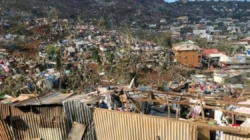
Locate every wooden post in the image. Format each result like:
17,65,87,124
130,99,142,114
167,96,170,118
236,89,245,102
176,97,181,119
122,101,124,111
126,93,129,112
200,98,205,120
232,113,235,124
186,106,194,119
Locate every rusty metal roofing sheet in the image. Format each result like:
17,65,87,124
63,92,104,104
0,120,12,140
12,92,74,106
94,109,193,140
10,114,66,140
0,104,25,119
0,104,10,120
32,106,64,116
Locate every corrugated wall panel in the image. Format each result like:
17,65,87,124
223,126,250,140
0,104,11,119
10,114,66,140
32,106,64,116
11,114,40,140
0,104,26,119
0,120,12,140
63,101,96,140
94,109,192,140
11,106,26,116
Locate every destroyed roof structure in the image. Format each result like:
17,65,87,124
11,92,74,106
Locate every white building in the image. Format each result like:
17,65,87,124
193,30,207,35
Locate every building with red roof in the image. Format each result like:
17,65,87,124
202,49,219,56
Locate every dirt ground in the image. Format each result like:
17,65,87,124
10,50,38,59
19,40,40,50
137,69,174,85
31,26,50,36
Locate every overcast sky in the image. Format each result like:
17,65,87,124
165,0,176,3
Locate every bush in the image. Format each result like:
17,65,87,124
13,26,33,36
0,89,10,98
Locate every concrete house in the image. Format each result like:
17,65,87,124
172,42,202,68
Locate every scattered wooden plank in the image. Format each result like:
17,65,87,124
67,122,86,140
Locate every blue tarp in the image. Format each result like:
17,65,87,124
139,86,152,91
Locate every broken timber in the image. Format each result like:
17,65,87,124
67,122,86,140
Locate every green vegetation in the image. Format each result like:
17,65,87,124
48,8,59,20
45,45,59,61
12,26,33,36
90,47,101,64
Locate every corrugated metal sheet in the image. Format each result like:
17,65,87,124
223,126,250,140
63,100,96,140
0,104,63,118
12,92,74,106
32,106,64,116
39,116,66,140
10,114,66,140
0,104,10,120
12,106,26,116
0,104,26,119
11,114,39,139
0,120,12,140
94,109,192,140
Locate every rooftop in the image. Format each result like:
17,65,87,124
11,92,75,107
202,49,219,56
173,42,201,51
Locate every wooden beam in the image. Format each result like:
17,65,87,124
203,105,250,118
132,98,250,118
130,99,143,114
125,93,129,112
200,98,205,120
130,89,230,98
236,90,246,102
166,96,170,118
190,122,249,136
176,97,181,119
132,92,250,108
131,90,244,102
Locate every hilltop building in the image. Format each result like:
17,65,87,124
172,41,202,68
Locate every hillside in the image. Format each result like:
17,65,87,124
0,0,168,23
1,0,250,25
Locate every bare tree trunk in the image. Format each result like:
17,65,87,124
157,71,162,86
